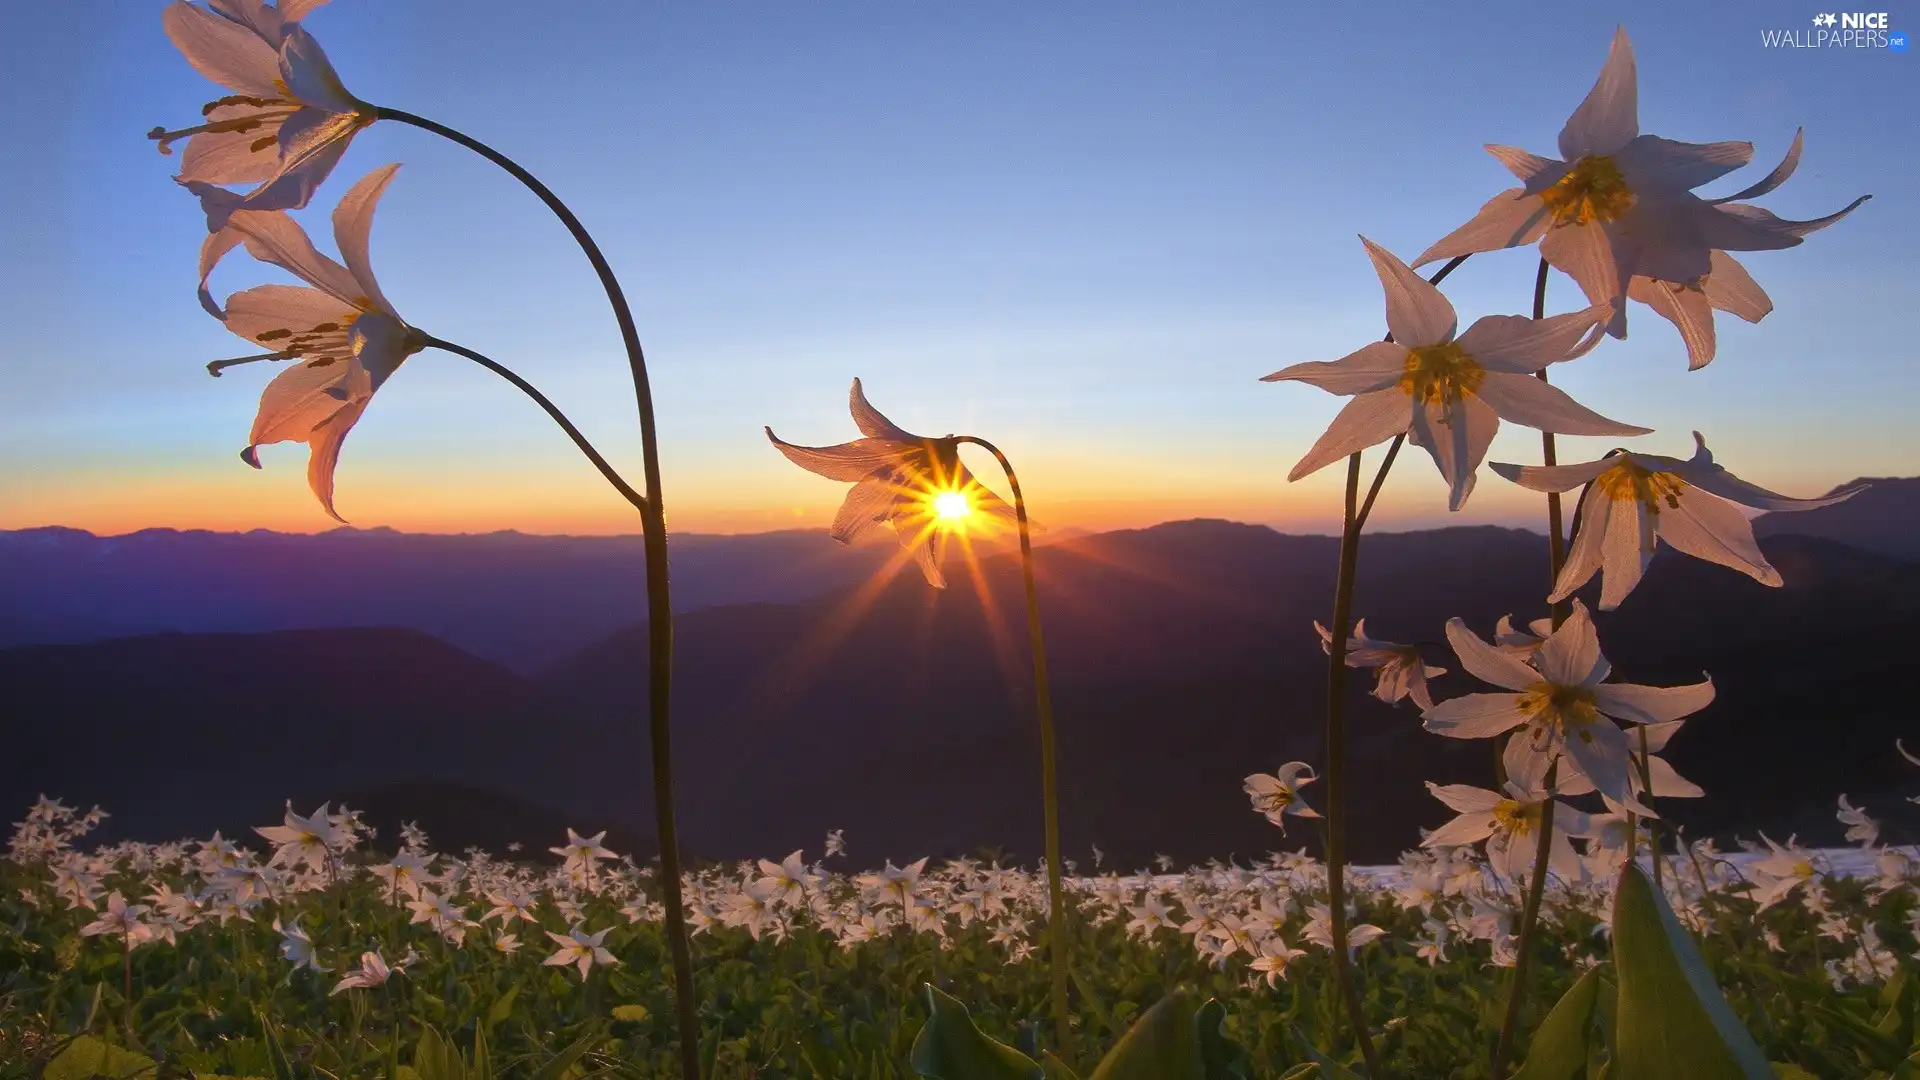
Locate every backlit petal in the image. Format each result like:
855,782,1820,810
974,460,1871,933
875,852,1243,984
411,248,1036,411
1423,692,1528,739
278,24,360,112
1701,252,1771,323
1558,28,1638,160
849,378,920,441
1471,372,1651,437
1425,810,1500,848
1408,395,1499,511
226,208,363,304
1535,601,1605,686
1261,341,1408,394
1613,135,1753,194
765,429,913,483
1593,677,1715,725
331,164,401,318
1706,129,1801,205
1413,189,1549,267
1595,490,1651,610
1361,237,1456,347
163,1,283,97
1489,456,1613,493
1540,220,1627,337
1549,483,1609,604
1443,617,1540,690
1425,782,1503,815
1455,307,1605,374
1657,487,1777,585
1284,388,1409,482
1627,275,1716,370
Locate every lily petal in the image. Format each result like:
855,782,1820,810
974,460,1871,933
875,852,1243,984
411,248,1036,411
1261,341,1408,394
1361,237,1456,347
1593,677,1715,725
1285,388,1409,483
330,164,401,318
1558,27,1638,160
1423,692,1529,739
1444,617,1541,690
1413,188,1549,267
1472,371,1651,437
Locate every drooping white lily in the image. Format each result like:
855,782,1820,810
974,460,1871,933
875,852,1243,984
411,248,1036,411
1263,238,1646,510
254,802,340,874
276,917,324,973
1556,718,1705,811
1627,131,1867,369
1423,781,1591,884
1837,796,1880,848
80,892,155,945
329,948,401,995
1415,29,1869,339
766,379,1017,587
204,164,427,522
151,1,374,245
1423,602,1713,815
1315,618,1447,710
1243,762,1322,835
1491,432,1864,609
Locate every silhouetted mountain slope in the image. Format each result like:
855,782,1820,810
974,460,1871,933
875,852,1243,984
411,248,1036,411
1753,476,1920,559
0,629,621,842
0,527,900,673
5,522,1916,865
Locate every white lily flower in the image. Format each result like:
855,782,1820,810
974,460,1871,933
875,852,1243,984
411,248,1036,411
254,802,340,873
1316,618,1447,709
204,164,429,521
1422,602,1713,815
80,892,154,945
1247,935,1308,987
1423,782,1591,884
1263,238,1645,510
275,916,324,973
543,925,617,980
1491,432,1863,610
1556,719,1705,809
1627,131,1867,369
550,830,617,876
1415,28,1869,339
766,379,1017,588
329,949,400,995
151,1,374,244
1244,763,1322,834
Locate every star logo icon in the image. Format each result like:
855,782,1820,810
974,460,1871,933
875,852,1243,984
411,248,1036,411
1814,12,1839,26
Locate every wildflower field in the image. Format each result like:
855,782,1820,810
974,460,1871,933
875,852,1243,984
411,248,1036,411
5,0,1898,1076
5,797,1920,1079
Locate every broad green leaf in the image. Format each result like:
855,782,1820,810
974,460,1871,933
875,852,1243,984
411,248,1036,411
414,1025,462,1080
483,984,520,1032
1040,1051,1082,1080
1511,967,1603,1080
43,1035,157,1080
1769,1066,1818,1079
1612,863,1772,1079
1278,1067,1319,1080
909,985,1044,1080
1195,999,1252,1080
1817,1003,1906,1068
610,1004,650,1022
1087,990,1207,1080
1291,1027,1366,1080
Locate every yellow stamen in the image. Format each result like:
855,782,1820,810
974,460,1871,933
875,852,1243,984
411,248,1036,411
1596,459,1687,513
1517,681,1601,742
1399,341,1485,405
1493,799,1541,836
1541,156,1635,226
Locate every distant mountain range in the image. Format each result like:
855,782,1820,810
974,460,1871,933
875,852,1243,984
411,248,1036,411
4,477,1916,865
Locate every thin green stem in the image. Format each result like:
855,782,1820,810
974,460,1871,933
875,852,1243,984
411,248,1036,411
954,434,1071,1060
1311,253,1468,1079
423,338,647,514
1637,724,1662,892
1492,256,1563,1080
375,105,700,1080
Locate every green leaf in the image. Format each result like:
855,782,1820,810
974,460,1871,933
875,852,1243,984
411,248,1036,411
1040,1051,1082,1080
908,985,1043,1080
1769,1066,1819,1079
610,1004,650,1022
43,1035,157,1080
1511,967,1603,1080
1195,999,1251,1080
483,984,520,1032
1612,862,1773,1079
1087,990,1209,1080
1817,1002,1906,1068
414,1025,462,1080
529,1024,604,1080
261,1017,296,1080
1291,1026,1366,1080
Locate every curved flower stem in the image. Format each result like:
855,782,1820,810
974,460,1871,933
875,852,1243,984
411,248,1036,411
1315,254,1468,1079
424,337,648,515
1637,725,1662,891
374,106,701,1080
953,434,1072,1060
1491,256,1566,1080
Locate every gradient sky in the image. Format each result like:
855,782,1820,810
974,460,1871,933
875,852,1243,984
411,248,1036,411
1,0,1911,538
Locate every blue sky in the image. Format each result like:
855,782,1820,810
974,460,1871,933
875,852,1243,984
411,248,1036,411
0,0,1911,536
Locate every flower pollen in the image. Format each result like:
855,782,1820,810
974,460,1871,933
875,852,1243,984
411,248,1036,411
1541,155,1634,226
1518,681,1601,741
1399,342,1486,405
1596,459,1687,513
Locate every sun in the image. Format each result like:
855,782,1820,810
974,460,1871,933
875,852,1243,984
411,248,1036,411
931,489,973,524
